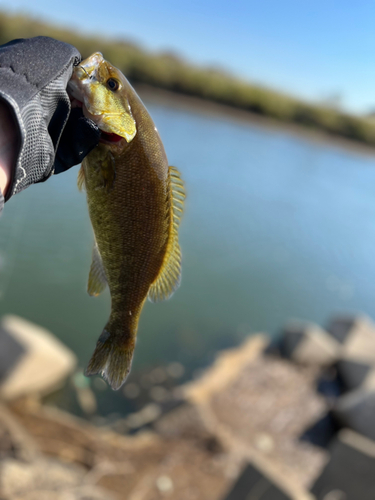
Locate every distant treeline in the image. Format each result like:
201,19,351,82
1,11,375,146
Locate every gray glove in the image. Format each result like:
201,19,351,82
0,36,100,201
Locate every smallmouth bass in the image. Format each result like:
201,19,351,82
68,53,185,390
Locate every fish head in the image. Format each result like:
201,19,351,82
68,52,137,144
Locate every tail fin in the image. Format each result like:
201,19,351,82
84,328,135,390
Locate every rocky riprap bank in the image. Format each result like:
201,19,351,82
0,314,375,499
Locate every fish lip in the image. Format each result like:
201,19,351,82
73,65,88,81
77,53,104,81
67,78,84,102
67,81,84,109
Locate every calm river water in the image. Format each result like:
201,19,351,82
1,94,375,399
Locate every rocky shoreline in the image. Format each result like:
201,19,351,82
0,314,375,499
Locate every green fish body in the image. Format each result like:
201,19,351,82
69,53,185,390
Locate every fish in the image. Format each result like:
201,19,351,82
68,52,185,390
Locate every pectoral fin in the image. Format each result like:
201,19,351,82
77,165,85,191
88,243,107,296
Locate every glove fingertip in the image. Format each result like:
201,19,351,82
54,109,101,174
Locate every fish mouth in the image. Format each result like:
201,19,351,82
70,98,83,109
67,78,85,109
78,53,104,79
75,65,90,81
99,131,124,144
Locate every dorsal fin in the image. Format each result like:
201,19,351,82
77,165,85,191
148,166,185,303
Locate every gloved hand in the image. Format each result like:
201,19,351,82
0,36,100,202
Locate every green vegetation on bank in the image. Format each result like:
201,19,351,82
1,11,375,145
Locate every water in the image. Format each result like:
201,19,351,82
1,95,375,393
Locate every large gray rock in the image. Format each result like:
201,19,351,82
0,315,77,400
0,324,26,381
311,429,375,500
336,358,372,391
280,320,341,366
223,461,312,500
328,315,375,363
333,389,375,441
363,369,375,390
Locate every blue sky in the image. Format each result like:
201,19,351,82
0,0,375,114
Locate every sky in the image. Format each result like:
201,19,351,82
0,0,375,114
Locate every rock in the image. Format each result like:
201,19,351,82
153,401,206,438
187,342,328,488
70,485,119,500
280,320,341,366
329,316,375,392
362,369,375,390
0,458,85,497
332,389,375,441
9,401,98,468
153,401,224,453
254,433,275,453
0,404,39,462
0,456,118,500
301,413,340,448
336,358,373,391
311,429,375,500
327,315,375,363
0,323,26,381
328,315,373,343
9,399,232,500
0,315,77,400
184,334,269,404
222,462,313,500
316,367,342,398
126,403,162,430
12,485,118,500
155,475,174,494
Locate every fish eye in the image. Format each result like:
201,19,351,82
107,78,120,91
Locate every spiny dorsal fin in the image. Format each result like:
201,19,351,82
148,166,185,303
77,165,85,191
88,242,107,296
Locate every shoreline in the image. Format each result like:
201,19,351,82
135,84,375,159
1,10,374,156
